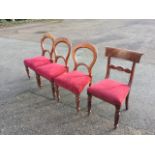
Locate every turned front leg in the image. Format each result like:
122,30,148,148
88,93,92,115
125,93,130,110
51,82,56,99
114,106,121,129
36,73,41,88
25,65,30,79
55,84,60,102
75,94,80,112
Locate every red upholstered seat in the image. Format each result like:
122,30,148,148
88,79,130,106
36,63,67,81
55,71,91,94
24,56,51,70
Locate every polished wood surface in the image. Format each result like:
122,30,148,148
114,106,121,129
36,73,41,88
40,33,55,61
76,94,80,112
25,65,30,79
51,82,56,99
55,85,60,102
72,42,97,77
105,47,143,87
52,37,72,67
105,47,143,63
88,93,92,115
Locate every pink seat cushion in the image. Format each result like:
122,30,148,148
88,79,130,106
24,56,51,70
36,63,67,81
55,71,91,94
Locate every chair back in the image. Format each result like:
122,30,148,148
51,37,72,68
105,47,143,86
72,42,97,77
40,33,55,61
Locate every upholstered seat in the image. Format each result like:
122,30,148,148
24,56,51,70
88,79,130,106
36,63,67,81
55,71,91,94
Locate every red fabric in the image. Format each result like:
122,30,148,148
88,79,130,106
55,71,91,94
24,56,51,70
36,63,67,81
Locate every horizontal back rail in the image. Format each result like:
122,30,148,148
109,64,132,73
105,47,143,63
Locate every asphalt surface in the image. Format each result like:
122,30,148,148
0,19,155,134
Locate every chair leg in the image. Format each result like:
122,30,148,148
89,80,92,87
51,82,56,99
25,65,30,79
75,94,80,112
125,93,130,110
36,73,41,88
55,84,60,102
88,93,92,115
114,106,121,129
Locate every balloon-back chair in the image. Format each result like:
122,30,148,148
35,37,72,99
55,42,97,112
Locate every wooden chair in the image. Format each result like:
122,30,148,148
55,42,97,112
35,37,72,99
87,47,143,129
24,33,55,79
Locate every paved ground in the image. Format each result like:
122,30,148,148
0,19,155,134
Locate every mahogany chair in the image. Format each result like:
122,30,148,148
23,33,55,79
55,42,97,112
35,37,72,99
87,47,143,129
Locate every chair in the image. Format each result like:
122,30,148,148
55,42,97,112
23,33,55,79
35,37,72,99
87,47,143,128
